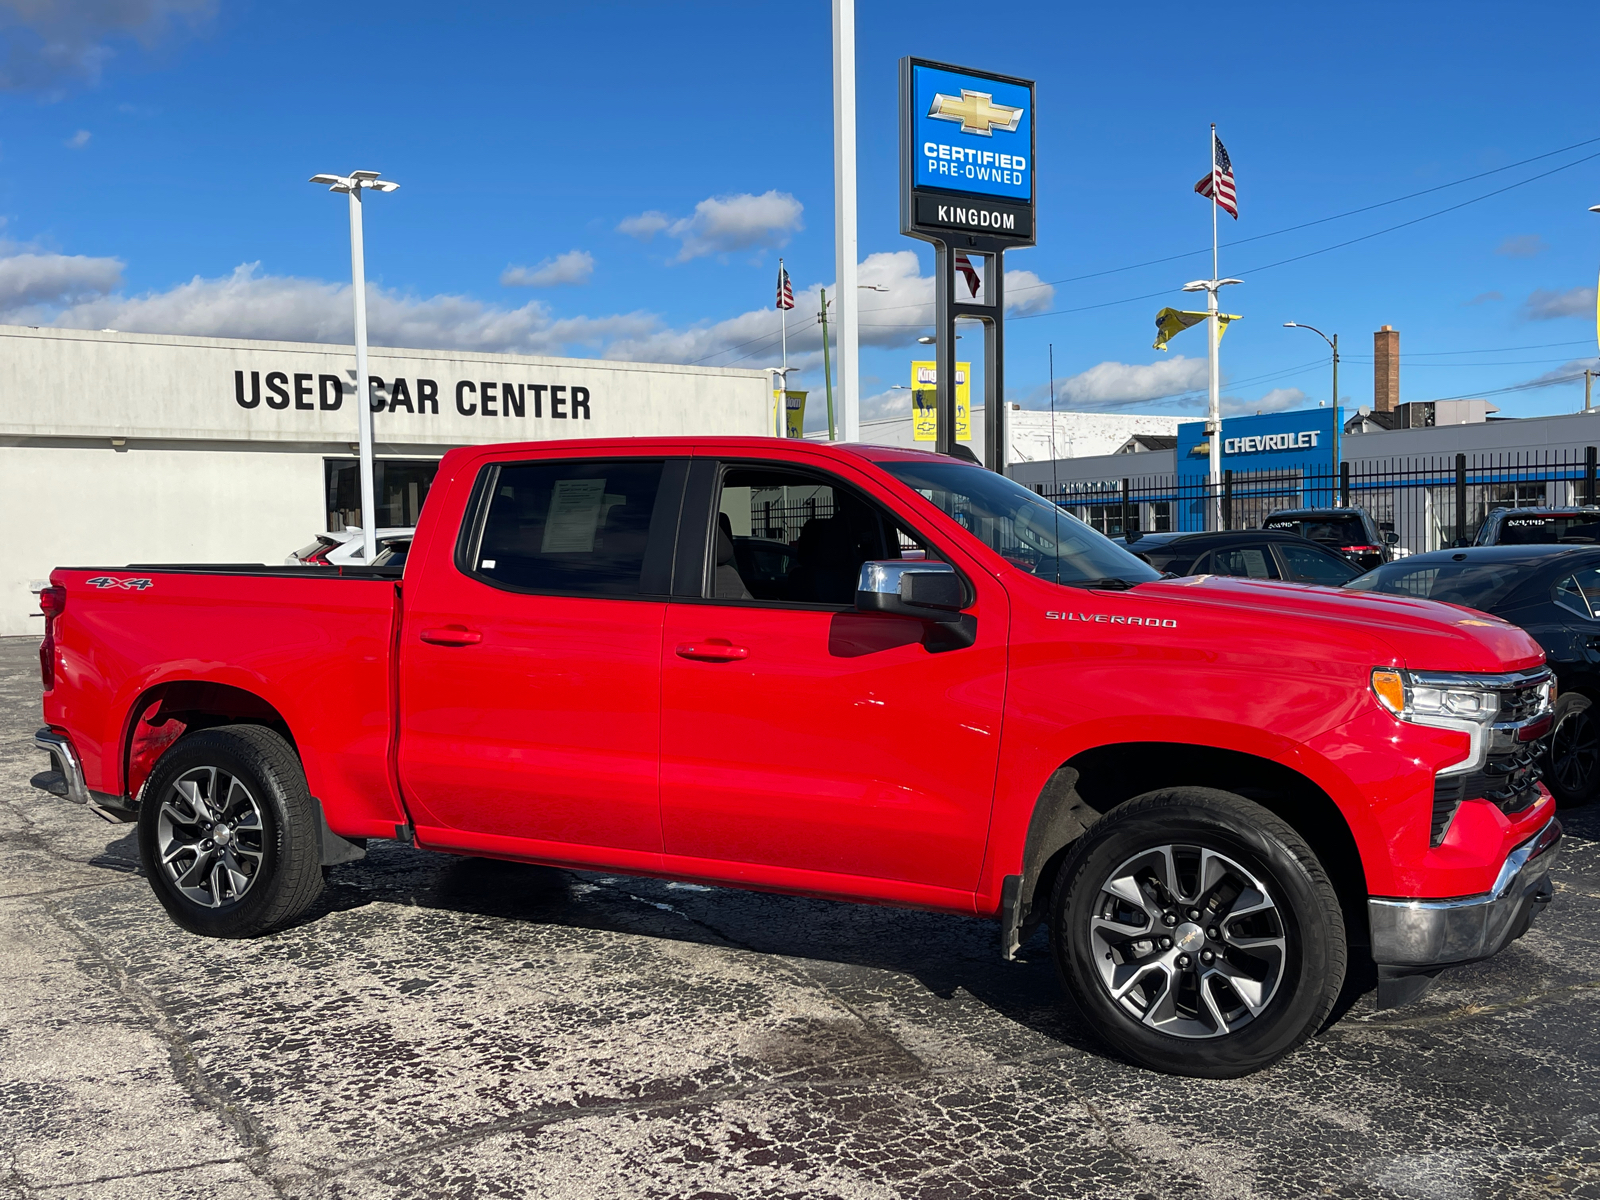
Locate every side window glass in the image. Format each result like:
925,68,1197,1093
1209,546,1279,580
472,458,666,597
1557,572,1597,619
1277,541,1358,585
712,465,924,605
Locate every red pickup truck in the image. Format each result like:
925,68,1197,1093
31,437,1562,1077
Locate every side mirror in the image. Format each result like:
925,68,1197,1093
1382,531,1399,546
855,560,976,650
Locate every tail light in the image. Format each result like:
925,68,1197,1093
38,586,64,690
1339,545,1381,555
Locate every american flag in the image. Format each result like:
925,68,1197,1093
775,261,794,310
954,252,981,298
1194,133,1238,219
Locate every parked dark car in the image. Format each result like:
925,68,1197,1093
1346,544,1600,805
1473,506,1600,546
1113,529,1362,585
1262,507,1398,571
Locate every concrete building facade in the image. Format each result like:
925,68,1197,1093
1,326,768,637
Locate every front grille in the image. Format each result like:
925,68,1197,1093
1430,738,1547,846
1497,682,1548,725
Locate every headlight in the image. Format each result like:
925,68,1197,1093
1371,668,1501,725
1370,667,1554,776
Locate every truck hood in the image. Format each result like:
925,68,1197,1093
1130,575,1544,674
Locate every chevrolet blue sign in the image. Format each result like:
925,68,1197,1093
1171,407,1343,531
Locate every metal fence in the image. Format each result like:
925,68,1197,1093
1035,447,1600,555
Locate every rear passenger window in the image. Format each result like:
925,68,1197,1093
471,459,666,596
1556,571,1600,619
1205,547,1279,579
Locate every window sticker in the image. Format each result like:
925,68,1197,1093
541,478,607,553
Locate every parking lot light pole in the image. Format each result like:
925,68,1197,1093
1284,321,1340,487
309,170,400,564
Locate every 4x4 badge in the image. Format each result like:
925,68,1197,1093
85,576,154,591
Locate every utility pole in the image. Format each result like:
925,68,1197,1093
818,288,836,440
1586,369,1595,413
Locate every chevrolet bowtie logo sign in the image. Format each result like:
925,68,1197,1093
928,89,1022,136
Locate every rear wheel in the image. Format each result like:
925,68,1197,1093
137,725,324,937
1051,787,1345,1078
1546,693,1600,807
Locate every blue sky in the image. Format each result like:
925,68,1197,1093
3,0,1600,433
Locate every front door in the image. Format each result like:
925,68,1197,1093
399,455,683,861
658,459,1007,895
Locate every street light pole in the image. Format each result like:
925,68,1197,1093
1284,321,1340,486
309,170,399,564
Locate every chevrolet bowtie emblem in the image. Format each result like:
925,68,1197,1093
928,89,1022,136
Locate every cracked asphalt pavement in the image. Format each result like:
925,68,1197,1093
3,636,1600,1199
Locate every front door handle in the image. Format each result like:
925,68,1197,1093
676,639,749,662
420,626,482,646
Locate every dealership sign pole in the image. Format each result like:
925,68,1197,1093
834,0,860,441
900,58,1035,471
309,170,399,563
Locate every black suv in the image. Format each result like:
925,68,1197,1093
1473,507,1600,547
1262,507,1397,572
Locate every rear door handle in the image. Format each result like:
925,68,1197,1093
675,640,749,662
420,626,482,646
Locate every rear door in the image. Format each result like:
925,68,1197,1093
398,455,684,861
656,457,1007,896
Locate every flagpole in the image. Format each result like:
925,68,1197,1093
1207,123,1222,531
779,258,789,437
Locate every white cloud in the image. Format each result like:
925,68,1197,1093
500,249,593,288
1496,234,1546,258
617,211,669,240
601,250,1054,366
1223,387,1307,416
0,246,1046,370
1524,286,1594,320
620,192,805,262
0,249,123,307
1516,357,1600,391
1043,356,1209,411
0,0,214,93
667,191,803,261
1464,290,1502,306
65,128,89,148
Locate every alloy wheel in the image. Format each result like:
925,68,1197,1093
1550,707,1600,796
155,765,267,908
1089,844,1287,1039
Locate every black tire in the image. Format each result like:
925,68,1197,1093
1545,693,1600,808
137,725,324,937
1050,787,1346,1078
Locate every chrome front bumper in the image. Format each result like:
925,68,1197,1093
1370,816,1562,972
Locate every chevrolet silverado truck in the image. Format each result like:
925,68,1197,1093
31,437,1562,1077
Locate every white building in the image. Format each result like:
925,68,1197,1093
829,408,1189,464
0,326,768,637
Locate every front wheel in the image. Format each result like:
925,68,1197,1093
137,725,324,937
1545,693,1600,807
1050,787,1346,1078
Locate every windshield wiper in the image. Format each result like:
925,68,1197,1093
1059,576,1143,590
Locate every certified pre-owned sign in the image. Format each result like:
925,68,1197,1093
901,58,1036,248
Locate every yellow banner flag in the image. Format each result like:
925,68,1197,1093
1153,307,1240,352
910,361,971,442
782,390,807,439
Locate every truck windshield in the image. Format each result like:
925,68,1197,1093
1343,559,1527,611
878,460,1160,587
